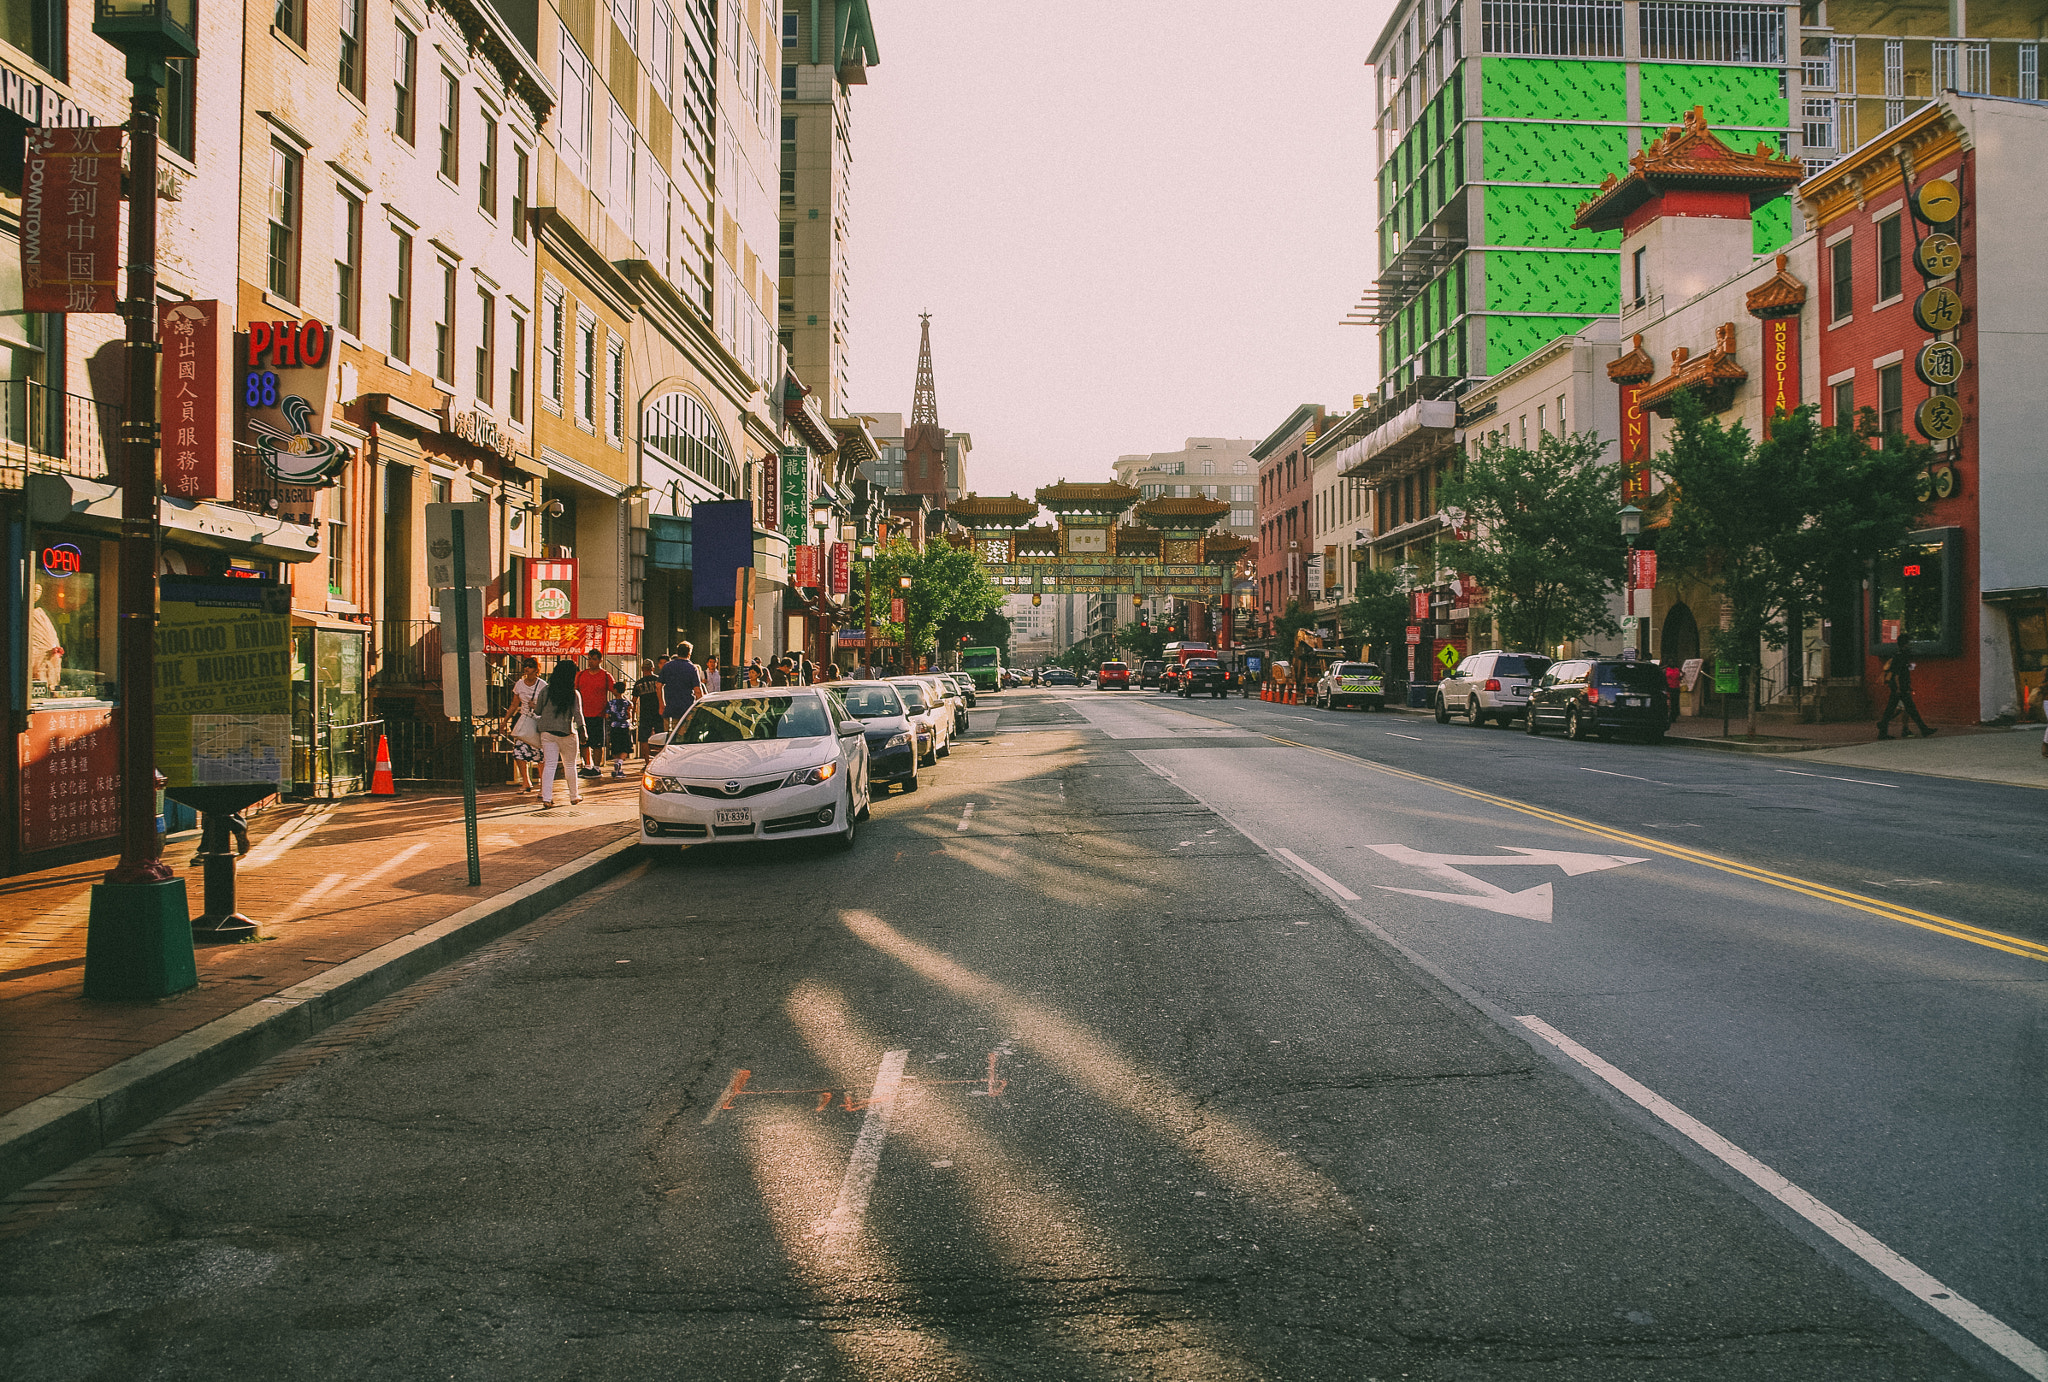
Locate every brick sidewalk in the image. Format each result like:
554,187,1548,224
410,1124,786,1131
0,773,641,1120
1666,709,2010,747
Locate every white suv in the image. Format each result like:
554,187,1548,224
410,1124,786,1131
1434,650,1553,726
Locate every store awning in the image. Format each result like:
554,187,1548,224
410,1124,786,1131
26,472,322,563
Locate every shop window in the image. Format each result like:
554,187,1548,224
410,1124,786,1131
1,0,65,77
28,533,108,702
1871,528,1961,656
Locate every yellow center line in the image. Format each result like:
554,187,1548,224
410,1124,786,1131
1260,735,2048,965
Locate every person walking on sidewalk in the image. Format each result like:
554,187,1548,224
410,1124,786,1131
1664,662,1683,724
575,650,613,776
633,659,664,756
534,659,585,808
605,681,635,778
506,657,544,793
1877,652,1934,739
660,641,703,729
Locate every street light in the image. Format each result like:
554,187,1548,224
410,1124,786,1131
1618,503,1643,541
1619,503,1644,658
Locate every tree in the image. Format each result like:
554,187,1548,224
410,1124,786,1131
1339,564,1411,668
1272,599,1320,651
852,538,1003,665
1656,392,1928,733
1115,621,1167,662
1436,430,1626,653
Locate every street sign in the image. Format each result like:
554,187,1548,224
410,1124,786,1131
436,587,484,654
1406,625,1422,645
425,502,492,587
1435,642,1460,672
441,652,488,720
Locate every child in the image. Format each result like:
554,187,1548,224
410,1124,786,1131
605,681,636,779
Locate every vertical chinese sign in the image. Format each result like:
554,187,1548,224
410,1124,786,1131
793,543,821,589
21,127,122,315
829,542,850,596
159,301,232,499
780,445,809,544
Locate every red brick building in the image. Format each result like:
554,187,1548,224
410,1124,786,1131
1251,404,1327,637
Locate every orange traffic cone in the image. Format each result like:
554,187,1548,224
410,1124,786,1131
370,734,397,796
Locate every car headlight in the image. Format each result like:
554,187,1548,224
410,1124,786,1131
784,761,839,788
882,732,910,749
643,774,684,794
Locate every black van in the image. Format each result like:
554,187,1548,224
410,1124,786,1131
1139,659,1166,689
1524,659,1669,742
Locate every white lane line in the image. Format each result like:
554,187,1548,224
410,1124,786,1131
1579,766,1681,786
1273,848,1361,901
815,1048,910,1239
956,802,975,831
1386,732,1424,741
240,802,337,869
1517,1016,2048,1382
1778,768,1900,789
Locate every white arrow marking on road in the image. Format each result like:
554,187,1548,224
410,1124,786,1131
1366,844,1648,923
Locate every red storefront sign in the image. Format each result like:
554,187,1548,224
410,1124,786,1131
828,542,850,595
1620,382,1650,502
1631,550,1659,590
524,558,577,619
890,597,905,622
485,617,609,657
20,705,118,853
1760,314,1799,437
793,543,821,589
21,127,121,314
1411,590,1430,621
1405,625,1422,645
159,300,232,499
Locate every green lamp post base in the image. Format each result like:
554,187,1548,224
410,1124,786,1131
84,880,197,1001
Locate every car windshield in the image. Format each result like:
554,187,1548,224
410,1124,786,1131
1337,664,1378,676
1593,662,1667,691
834,686,903,719
674,694,830,743
1494,655,1551,678
889,682,929,712
1102,663,1126,671
961,651,998,669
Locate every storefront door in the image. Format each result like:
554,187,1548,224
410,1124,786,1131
292,625,369,795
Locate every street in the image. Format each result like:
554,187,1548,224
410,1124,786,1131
2,688,2040,1380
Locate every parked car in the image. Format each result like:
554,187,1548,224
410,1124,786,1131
1158,663,1184,693
1138,659,1165,689
1314,662,1387,711
1041,668,1077,686
640,689,869,850
921,674,966,748
1179,658,1226,697
1435,651,1553,726
827,681,922,793
942,672,977,708
886,677,947,765
1524,658,1669,742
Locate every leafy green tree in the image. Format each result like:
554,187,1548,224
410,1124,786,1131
853,538,1002,665
1339,564,1412,668
1271,599,1320,651
1436,430,1626,653
1115,621,1168,662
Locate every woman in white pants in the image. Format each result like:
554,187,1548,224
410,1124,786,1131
533,659,585,808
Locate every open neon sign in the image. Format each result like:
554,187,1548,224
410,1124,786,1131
40,542,82,577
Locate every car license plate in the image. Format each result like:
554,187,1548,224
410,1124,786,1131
1512,686,1528,696
715,809,752,827
1624,696,1645,707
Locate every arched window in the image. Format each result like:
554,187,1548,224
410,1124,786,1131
642,391,737,497
1233,460,1248,474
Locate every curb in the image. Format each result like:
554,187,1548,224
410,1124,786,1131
0,833,644,1199
1666,735,1832,755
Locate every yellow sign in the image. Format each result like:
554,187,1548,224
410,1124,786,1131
1916,341,1964,388
1913,178,1961,225
1915,394,1963,442
1436,642,1461,671
154,577,293,789
1913,286,1964,333
1916,231,1961,279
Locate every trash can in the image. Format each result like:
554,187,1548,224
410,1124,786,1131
1406,682,1433,709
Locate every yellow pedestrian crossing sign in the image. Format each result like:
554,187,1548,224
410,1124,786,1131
1435,643,1461,672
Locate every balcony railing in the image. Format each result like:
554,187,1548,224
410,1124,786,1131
0,379,119,490
377,619,444,686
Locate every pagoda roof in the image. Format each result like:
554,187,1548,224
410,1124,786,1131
1114,523,1163,544
1744,252,1809,319
1607,333,1657,384
1135,495,1230,528
1573,107,1805,233
1014,525,1063,551
1638,322,1748,415
1203,534,1251,560
1035,480,1140,507
947,492,1040,524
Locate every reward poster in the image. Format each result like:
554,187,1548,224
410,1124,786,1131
155,577,293,789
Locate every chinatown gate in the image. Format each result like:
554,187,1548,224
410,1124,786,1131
947,483,1250,645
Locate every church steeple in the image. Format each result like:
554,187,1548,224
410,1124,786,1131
910,312,938,427
904,312,947,501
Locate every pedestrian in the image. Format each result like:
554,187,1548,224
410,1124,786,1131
796,650,813,685
533,659,584,808
1876,651,1934,739
605,680,635,778
633,659,664,755
749,656,765,687
1663,662,1682,723
769,656,792,687
660,641,703,728
506,656,544,792
574,649,612,775
706,659,723,693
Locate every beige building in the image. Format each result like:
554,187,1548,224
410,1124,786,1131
1112,437,1258,543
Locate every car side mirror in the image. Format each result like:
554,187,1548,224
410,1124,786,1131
838,720,864,737
645,732,669,748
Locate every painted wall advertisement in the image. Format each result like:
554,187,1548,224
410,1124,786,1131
21,126,121,314
154,577,292,790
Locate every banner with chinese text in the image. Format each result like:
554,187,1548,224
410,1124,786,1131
829,542,850,595
793,543,820,589
22,127,121,314
20,705,118,853
159,300,232,499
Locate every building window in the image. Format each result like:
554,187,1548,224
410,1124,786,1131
327,471,350,598
560,30,593,181
1481,0,1623,57
781,63,795,98
267,142,302,301
605,334,625,443
393,24,417,143
782,11,796,45
388,226,412,361
607,98,633,219
334,189,362,335
511,147,529,242
161,57,195,161
438,69,461,181
338,0,365,97
540,283,564,410
611,0,635,47
1637,1,1783,63
1830,238,1852,321
475,286,494,405
652,2,675,104
1877,363,1903,439
1876,214,1902,302
1631,246,1647,306
575,310,597,427
509,313,526,424
1832,376,1855,429
274,0,305,46
434,261,456,382
1,0,65,77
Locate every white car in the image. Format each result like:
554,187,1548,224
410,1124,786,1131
887,677,948,763
640,688,870,850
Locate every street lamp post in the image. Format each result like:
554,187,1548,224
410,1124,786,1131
898,573,912,670
1619,503,1643,659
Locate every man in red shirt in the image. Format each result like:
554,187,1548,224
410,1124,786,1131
574,649,613,776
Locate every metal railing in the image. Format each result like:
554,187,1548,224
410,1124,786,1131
309,716,382,799
0,379,119,489
377,619,445,686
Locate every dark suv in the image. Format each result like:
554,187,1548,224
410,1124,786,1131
1525,658,1669,742
1139,659,1165,689
1179,659,1226,697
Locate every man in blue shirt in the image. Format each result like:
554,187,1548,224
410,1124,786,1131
659,641,702,727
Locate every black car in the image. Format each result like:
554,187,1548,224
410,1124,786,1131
1139,659,1165,689
1524,658,1669,742
1179,659,1226,697
1041,668,1078,686
828,681,922,792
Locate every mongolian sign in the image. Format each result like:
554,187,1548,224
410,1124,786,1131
159,300,233,500
21,127,121,313
1759,314,1798,437
154,577,292,790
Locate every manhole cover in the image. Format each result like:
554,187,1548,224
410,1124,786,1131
538,809,588,818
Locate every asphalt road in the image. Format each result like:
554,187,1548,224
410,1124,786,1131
0,690,2035,1380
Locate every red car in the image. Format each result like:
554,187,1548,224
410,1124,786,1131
1098,661,1131,690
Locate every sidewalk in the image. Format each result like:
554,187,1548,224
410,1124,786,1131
1666,710,2048,787
0,771,643,1135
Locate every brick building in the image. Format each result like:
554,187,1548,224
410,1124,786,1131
1250,404,1328,639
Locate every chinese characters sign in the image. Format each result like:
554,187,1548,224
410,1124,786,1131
20,705,118,853
159,301,231,499
155,578,293,790
780,446,809,543
21,127,121,314
1629,550,1658,591
1620,383,1650,501
793,543,821,589
829,542,850,595
484,618,630,657
1760,316,1798,438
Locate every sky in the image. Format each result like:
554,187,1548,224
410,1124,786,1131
843,0,1396,499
